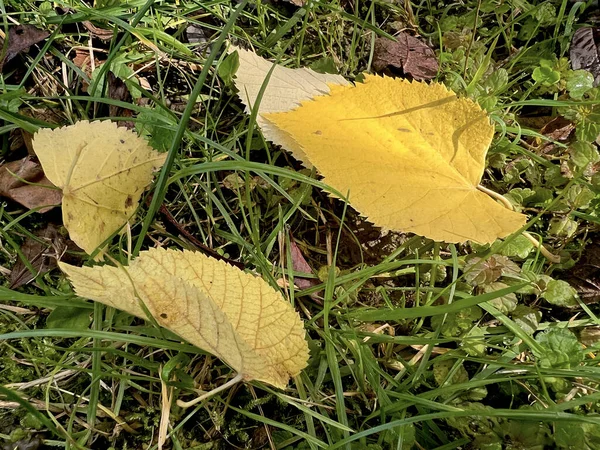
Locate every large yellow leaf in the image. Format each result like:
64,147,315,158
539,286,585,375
235,58,526,243
33,121,166,254
59,248,308,389
233,46,349,167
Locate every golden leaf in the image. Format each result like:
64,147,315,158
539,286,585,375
59,248,308,388
234,51,526,243
33,121,166,254
233,46,349,167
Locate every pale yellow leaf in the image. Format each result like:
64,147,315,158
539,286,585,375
258,74,526,244
33,121,166,254
232,46,349,166
59,248,308,389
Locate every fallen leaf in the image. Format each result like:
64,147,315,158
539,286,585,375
186,24,210,46
10,224,66,289
540,116,575,142
0,156,61,212
570,27,600,86
72,48,96,75
288,238,318,292
233,46,349,167
537,116,575,156
59,247,308,388
72,48,103,90
372,34,439,80
258,74,526,243
32,121,166,254
0,24,50,71
107,71,135,127
82,21,115,41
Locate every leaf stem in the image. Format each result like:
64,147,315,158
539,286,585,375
477,184,514,210
522,231,561,264
477,184,561,263
176,373,243,409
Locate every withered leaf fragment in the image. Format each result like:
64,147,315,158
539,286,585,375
570,27,600,86
10,224,66,289
537,116,575,156
82,21,115,41
288,238,318,293
107,71,134,128
0,156,61,212
372,33,439,80
0,24,50,71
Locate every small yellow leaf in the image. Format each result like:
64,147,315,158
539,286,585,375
250,72,526,243
59,248,308,388
233,46,349,167
33,121,166,254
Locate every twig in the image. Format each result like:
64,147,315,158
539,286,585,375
148,194,244,269
176,373,244,409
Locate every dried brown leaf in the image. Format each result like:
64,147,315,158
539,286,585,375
0,25,50,71
570,27,600,86
82,21,115,41
540,117,575,141
107,71,134,127
288,239,317,292
538,116,575,156
372,33,439,80
72,48,101,79
0,156,61,212
10,224,66,289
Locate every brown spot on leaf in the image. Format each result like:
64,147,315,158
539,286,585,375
397,128,411,132
314,130,322,135
125,195,134,208
160,313,168,319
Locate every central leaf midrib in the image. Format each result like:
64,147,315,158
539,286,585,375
65,156,165,193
